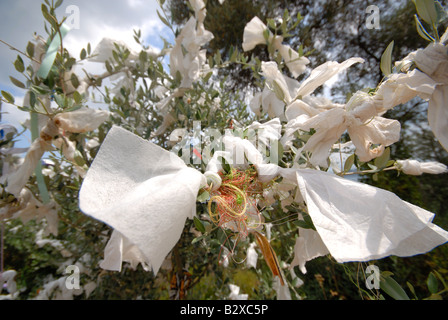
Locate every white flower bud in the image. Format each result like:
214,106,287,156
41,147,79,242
397,159,448,175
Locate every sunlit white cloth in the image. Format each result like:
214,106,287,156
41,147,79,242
79,125,205,274
281,168,448,272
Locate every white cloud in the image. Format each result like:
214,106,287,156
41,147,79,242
62,0,173,58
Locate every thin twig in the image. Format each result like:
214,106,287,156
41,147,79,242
0,39,40,64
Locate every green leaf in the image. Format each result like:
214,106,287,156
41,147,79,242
41,3,50,19
285,205,299,213
112,50,120,63
73,91,82,104
267,18,276,30
156,10,171,28
53,93,66,108
294,219,312,230
263,28,270,42
380,274,410,300
191,234,206,244
406,282,418,299
70,73,80,89
17,106,32,112
30,112,50,204
9,76,26,89
374,147,390,169
218,156,231,174
272,80,285,102
427,272,439,294
381,271,394,278
138,50,148,65
80,48,87,60
62,105,82,113
214,50,222,66
29,91,37,109
41,3,58,29
73,149,86,166
203,71,213,83
14,55,25,73
433,270,447,289
31,85,51,96
105,60,114,74
197,190,210,203
268,140,283,165
344,154,355,172
413,0,438,25
193,216,206,233
65,57,77,70
55,0,63,9
26,41,35,58
414,15,435,41
1,90,15,104
302,213,316,230
229,47,238,63
217,228,228,245
380,41,394,77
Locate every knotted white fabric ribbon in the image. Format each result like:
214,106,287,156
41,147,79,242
412,43,448,152
397,159,448,175
79,125,205,274
242,16,310,78
253,57,364,120
279,168,448,273
283,106,401,168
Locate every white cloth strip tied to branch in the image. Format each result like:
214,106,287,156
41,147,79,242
252,57,364,120
413,42,448,152
79,125,205,274
396,159,448,175
390,37,448,152
283,168,448,273
5,107,110,198
5,121,57,198
5,189,59,236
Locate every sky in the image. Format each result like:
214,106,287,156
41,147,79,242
0,0,173,141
